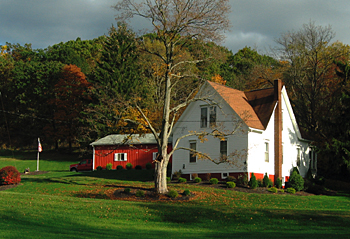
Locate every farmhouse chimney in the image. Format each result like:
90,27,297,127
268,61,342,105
274,79,283,183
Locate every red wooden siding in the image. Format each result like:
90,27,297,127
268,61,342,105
94,144,172,170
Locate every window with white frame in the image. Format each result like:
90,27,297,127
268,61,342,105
189,141,197,163
265,142,269,162
220,140,227,158
153,152,158,161
114,153,127,161
296,147,301,167
309,149,316,170
200,106,216,128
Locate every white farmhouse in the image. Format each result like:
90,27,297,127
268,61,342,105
172,80,317,184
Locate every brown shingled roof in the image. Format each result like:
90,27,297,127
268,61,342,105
207,81,277,130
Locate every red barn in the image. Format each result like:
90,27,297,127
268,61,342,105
91,134,172,170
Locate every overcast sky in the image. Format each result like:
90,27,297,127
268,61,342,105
1,0,350,54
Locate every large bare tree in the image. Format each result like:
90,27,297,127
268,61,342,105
113,0,231,193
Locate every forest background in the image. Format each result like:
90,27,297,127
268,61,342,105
1,21,350,181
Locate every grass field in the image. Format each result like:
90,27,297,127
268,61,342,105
1,151,350,238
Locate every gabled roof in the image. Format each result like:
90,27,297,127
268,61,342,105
207,81,277,130
91,133,159,146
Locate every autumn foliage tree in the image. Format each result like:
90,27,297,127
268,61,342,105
45,64,90,150
113,0,231,193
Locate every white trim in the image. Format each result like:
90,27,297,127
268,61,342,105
114,153,127,161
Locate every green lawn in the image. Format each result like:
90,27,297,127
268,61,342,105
1,152,350,238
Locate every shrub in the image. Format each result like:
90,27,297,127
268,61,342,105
209,178,219,185
279,189,285,193
126,163,133,170
257,179,263,187
191,173,198,179
166,177,171,182
275,177,282,189
106,163,113,170
292,167,300,175
268,187,278,193
0,166,21,185
168,190,179,198
248,173,258,189
183,189,191,196
263,173,273,188
226,176,236,182
145,163,152,170
96,166,103,171
286,188,296,194
194,177,202,183
172,170,182,180
237,173,248,186
135,190,145,197
116,165,123,170
178,177,187,183
135,165,142,170
226,181,236,188
124,188,131,194
289,171,304,191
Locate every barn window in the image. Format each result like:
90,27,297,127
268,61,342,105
114,153,127,161
153,152,158,161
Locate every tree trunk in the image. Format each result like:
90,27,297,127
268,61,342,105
154,159,168,194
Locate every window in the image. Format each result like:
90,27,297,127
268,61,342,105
209,106,216,127
265,142,269,162
220,140,227,158
309,149,316,170
153,152,158,161
114,153,127,161
200,106,216,128
296,148,301,167
222,172,228,179
200,107,208,128
189,141,197,163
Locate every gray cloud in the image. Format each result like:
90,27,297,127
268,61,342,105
1,0,350,53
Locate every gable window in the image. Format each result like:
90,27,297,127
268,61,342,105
114,153,127,161
296,148,301,167
265,142,269,162
189,141,197,163
200,106,216,128
220,140,228,158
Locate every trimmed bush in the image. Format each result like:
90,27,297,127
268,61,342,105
275,177,282,189
135,190,145,197
194,177,202,183
237,173,248,186
209,178,219,185
191,173,198,179
124,188,131,194
96,166,103,171
145,163,152,170
135,165,142,170
226,181,236,188
172,170,182,180
263,173,273,188
268,187,278,193
116,165,123,170
226,176,236,182
248,173,258,189
166,177,171,182
0,166,21,185
289,171,304,191
286,188,296,194
178,177,187,183
168,190,179,198
106,163,113,170
183,189,191,196
126,163,133,170
279,189,285,193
